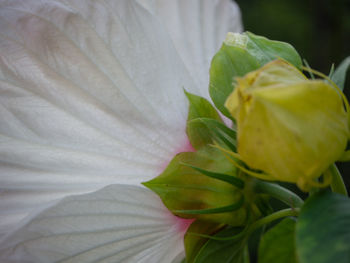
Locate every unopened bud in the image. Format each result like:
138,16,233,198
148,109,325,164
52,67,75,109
225,59,349,191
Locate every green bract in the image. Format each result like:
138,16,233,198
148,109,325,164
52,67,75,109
225,59,349,191
185,91,223,150
209,32,302,118
143,146,247,226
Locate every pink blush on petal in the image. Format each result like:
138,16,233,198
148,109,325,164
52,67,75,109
177,139,195,153
157,139,195,173
172,215,195,235
157,189,195,235
154,138,196,233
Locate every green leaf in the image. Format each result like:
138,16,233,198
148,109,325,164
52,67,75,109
246,32,302,68
209,32,302,118
143,146,246,226
193,227,248,263
296,191,350,263
184,221,224,263
331,56,350,90
185,91,222,121
258,218,298,263
185,91,222,149
209,43,259,118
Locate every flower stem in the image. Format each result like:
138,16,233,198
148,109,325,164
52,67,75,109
186,208,299,241
327,163,348,196
246,208,300,236
253,180,304,208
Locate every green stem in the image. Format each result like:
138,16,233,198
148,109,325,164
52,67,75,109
247,208,300,236
254,180,304,208
327,163,348,196
186,208,299,241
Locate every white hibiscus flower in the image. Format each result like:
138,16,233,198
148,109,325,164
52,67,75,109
0,0,242,262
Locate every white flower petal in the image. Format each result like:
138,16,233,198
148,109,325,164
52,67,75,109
142,0,243,90
0,0,242,237
0,184,193,263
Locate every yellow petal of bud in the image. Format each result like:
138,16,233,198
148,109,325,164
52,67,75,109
225,59,349,191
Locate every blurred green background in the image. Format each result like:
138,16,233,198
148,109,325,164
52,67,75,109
235,0,350,188
236,0,349,75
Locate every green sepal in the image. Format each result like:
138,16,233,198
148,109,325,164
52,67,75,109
143,146,247,226
296,191,350,263
188,118,237,151
258,218,298,263
193,226,249,263
185,91,223,149
330,56,350,91
184,221,225,263
209,31,302,118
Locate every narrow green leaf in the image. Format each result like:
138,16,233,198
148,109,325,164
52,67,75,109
182,163,244,189
331,56,350,90
327,163,348,196
303,59,315,79
258,218,298,263
210,128,236,152
185,91,222,149
200,118,237,139
296,191,350,263
193,227,248,263
189,118,237,151
328,63,335,78
209,32,302,118
174,195,244,215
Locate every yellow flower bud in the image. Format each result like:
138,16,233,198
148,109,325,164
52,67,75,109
225,59,349,191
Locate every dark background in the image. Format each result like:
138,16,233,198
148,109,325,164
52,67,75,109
235,0,350,189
